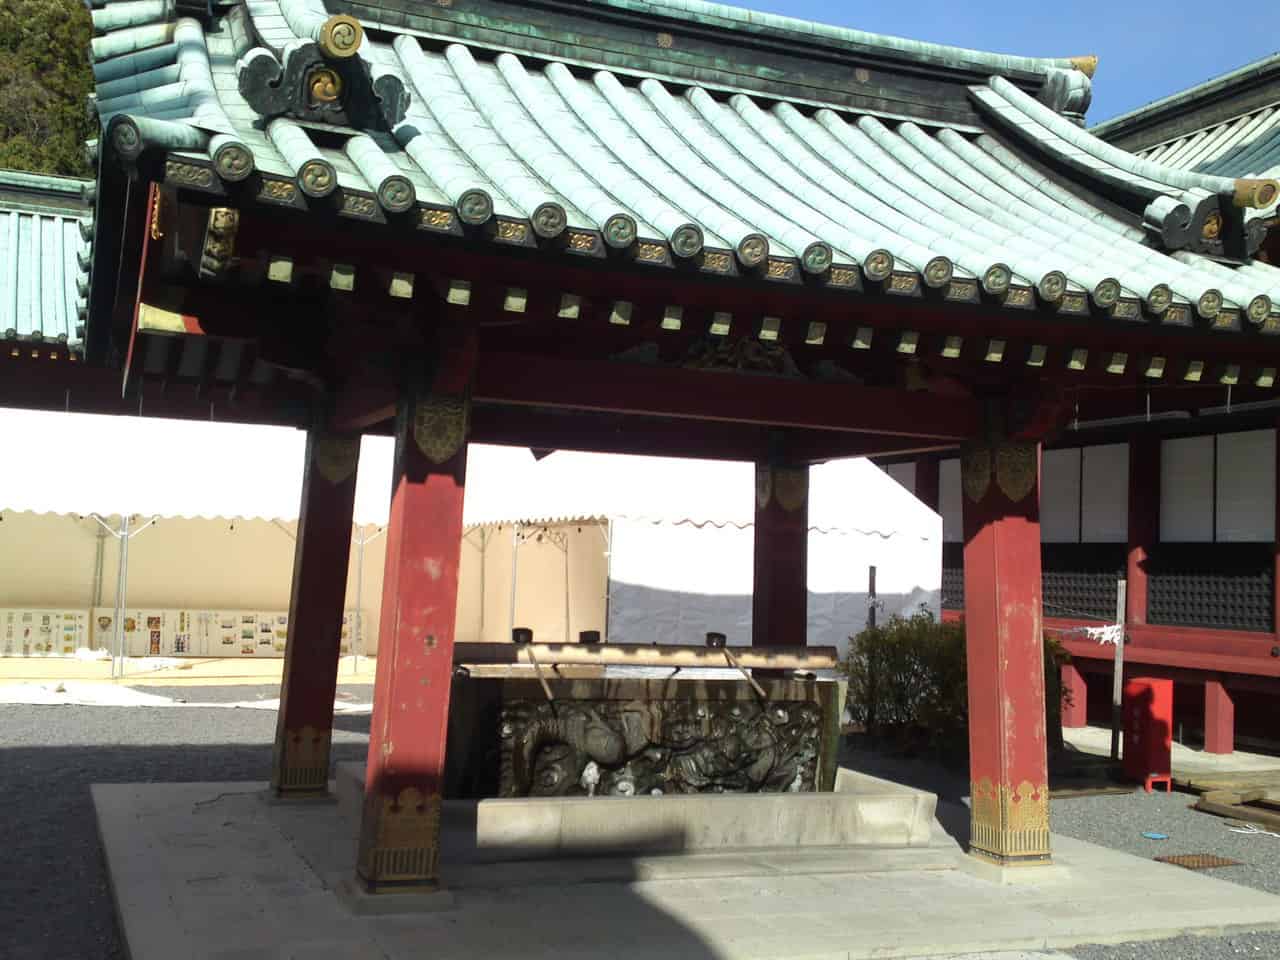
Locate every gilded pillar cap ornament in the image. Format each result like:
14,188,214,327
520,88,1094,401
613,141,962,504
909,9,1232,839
736,233,769,268
1196,288,1223,319
317,14,363,59
531,201,568,239
1037,270,1066,303
456,188,493,225
800,241,833,275
981,263,1012,295
603,212,637,249
862,249,893,282
1145,283,1172,314
670,222,704,258
1248,295,1274,325
1090,277,1121,309
921,255,952,288
1234,179,1280,209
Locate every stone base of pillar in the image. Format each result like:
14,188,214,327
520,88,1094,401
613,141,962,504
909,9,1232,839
336,876,456,914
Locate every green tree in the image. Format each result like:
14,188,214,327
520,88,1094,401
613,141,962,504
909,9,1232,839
0,0,94,175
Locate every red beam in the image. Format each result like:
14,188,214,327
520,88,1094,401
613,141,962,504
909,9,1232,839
1048,618,1280,679
473,352,980,439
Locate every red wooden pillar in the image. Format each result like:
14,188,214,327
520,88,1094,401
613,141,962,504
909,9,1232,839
961,439,1051,866
1127,434,1160,627
1273,421,1280,638
914,455,940,513
1060,663,1088,728
1204,678,1235,754
270,429,361,796
356,349,473,892
752,462,808,646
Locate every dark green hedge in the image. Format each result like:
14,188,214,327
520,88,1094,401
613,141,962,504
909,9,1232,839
840,612,1071,761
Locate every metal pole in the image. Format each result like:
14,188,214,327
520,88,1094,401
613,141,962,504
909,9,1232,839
867,565,878,629
113,514,130,679
92,521,106,609
508,525,521,640
1110,579,1128,761
479,529,487,640
354,525,365,674
602,520,613,643
563,528,571,645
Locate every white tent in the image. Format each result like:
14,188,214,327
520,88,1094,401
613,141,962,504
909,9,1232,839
3,410,940,656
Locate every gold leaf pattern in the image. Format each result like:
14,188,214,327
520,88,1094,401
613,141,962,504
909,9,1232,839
164,161,214,189
970,777,1051,862
961,443,992,504
314,432,359,484
413,393,469,464
421,208,454,229
994,441,1037,503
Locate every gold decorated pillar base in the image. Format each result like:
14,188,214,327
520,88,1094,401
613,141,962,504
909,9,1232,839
356,788,444,892
270,725,333,795
969,778,1052,866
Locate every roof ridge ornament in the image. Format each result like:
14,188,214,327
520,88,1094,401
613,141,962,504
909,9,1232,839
1068,55,1098,79
1037,67,1092,126
237,13,407,130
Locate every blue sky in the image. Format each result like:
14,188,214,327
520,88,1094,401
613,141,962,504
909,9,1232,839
723,0,1278,123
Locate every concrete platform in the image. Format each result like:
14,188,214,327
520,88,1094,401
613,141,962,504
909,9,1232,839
335,762,940,861
94,781,1280,960
1064,724,1280,777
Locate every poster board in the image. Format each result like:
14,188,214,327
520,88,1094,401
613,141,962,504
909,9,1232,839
1,609,89,657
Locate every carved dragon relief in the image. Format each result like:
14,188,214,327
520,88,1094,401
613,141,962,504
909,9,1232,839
237,39,409,130
498,699,823,798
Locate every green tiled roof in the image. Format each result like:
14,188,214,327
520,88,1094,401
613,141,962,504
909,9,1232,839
83,0,1280,331
0,170,93,350
1093,54,1280,223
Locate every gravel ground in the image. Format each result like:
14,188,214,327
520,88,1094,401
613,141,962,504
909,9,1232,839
1,699,1277,959
0,689,371,960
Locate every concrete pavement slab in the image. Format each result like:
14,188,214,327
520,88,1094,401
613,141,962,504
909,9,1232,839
94,781,1280,960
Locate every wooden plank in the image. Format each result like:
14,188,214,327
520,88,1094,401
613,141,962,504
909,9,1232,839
1202,788,1268,805
1194,796,1280,830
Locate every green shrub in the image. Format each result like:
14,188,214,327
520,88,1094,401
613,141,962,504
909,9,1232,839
841,611,1071,762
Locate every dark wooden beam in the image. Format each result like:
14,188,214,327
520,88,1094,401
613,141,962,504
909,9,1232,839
0,353,308,427
473,352,980,439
